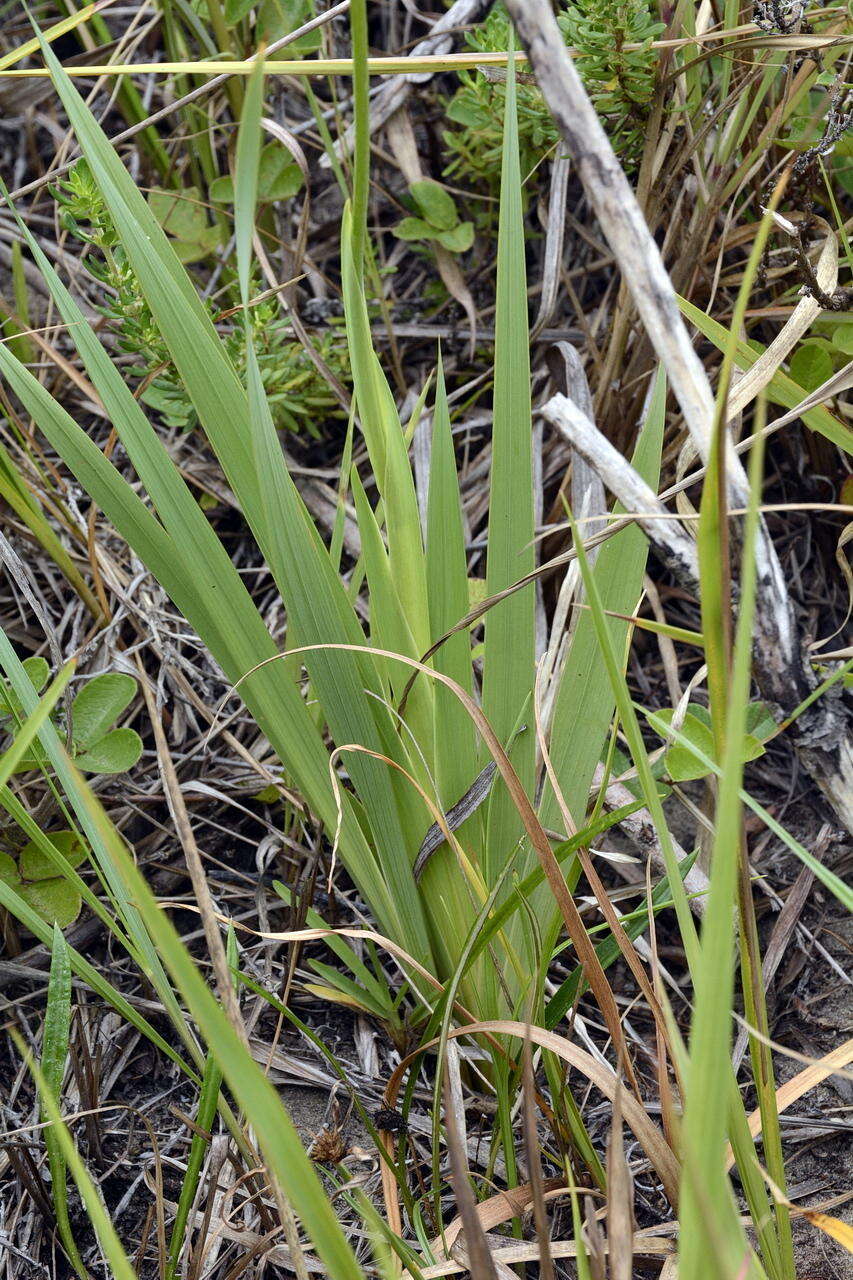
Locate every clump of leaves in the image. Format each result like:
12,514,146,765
393,179,474,252
53,162,347,434
0,831,87,928
790,306,853,392
442,0,662,194
0,665,143,775
558,0,664,163
649,701,776,782
54,157,115,250
139,297,346,434
442,7,559,193
209,143,303,205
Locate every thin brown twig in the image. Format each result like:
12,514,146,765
138,661,249,1049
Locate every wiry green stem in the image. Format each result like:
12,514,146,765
349,0,370,282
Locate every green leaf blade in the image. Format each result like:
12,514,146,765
425,357,478,806
481,45,536,884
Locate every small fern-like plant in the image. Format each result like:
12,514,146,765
443,8,560,193
558,0,665,161
442,1,663,193
53,163,347,434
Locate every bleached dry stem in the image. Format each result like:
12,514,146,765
544,394,853,833
540,345,607,727
504,0,797,647
504,0,716,452
507,0,853,832
543,394,700,591
593,768,710,917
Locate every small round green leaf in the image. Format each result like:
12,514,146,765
435,221,475,253
663,712,716,782
75,727,143,775
147,189,224,263
256,0,322,50
831,324,853,356
148,188,207,242
22,878,82,929
410,179,459,232
208,175,235,203
0,656,51,714
171,227,226,265
745,701,776,742
393,217,435,243
789,342,833,392
21,831,88,881
210,146,303,204
71,672,137,750
22,656,50,693
652,703,770,781
0,851,22,888
257,153,304,202
740,734,766,765
224,0,255,24
684,703,711,728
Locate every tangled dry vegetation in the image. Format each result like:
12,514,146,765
0,0,851,1277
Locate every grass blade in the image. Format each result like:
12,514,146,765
678,435,767,1279
426,356,478,807
0,191,380,928
234,50,265,307
37,36,262,518
0,864,192,1075
0,625,185,1037
341,208,431,657
16,1032,138,1280
678,195,788,1278
42,924,86,1279
246,336,433,961
544,367,666,831
67,761,366,1280
481,39,536,884
165,926,235,1280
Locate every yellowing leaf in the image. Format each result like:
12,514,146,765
801,1209,853,1253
